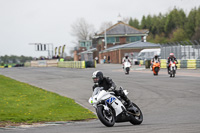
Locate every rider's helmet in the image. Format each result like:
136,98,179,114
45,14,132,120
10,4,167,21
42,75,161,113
154,54,158,59
125,54,129,59
92,70,103,84
170,53,174,57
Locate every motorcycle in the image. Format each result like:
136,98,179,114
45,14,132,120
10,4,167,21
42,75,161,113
88,87,143,127
123,61,131,75
169,61,176,77
152,60,160,76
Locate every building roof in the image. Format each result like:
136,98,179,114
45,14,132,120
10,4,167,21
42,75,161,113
98,21,148,37
99,41,160,53
79,48,97,55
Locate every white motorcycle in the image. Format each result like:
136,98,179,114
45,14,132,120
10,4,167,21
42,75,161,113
89,87,143,127
169,61,176,77
123,61,131,74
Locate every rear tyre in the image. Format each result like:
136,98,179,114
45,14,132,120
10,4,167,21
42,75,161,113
97,105,115,127
129,103,143,125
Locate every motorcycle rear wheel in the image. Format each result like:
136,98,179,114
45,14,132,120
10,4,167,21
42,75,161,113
129,102,143,125
97,105,115,127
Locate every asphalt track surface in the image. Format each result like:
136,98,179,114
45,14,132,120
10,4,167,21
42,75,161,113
0,64,200,133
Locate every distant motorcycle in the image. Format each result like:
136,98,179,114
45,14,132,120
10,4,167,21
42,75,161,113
169,61,176,77
89,87,143,127
152,61,160,76
123,61,131,74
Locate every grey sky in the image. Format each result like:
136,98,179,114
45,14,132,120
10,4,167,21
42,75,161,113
0,0,199,57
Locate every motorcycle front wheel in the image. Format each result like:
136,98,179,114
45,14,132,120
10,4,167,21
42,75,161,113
126,67,130,74
155,67,159,75
172,69,175,77
96,105,115,127
129,102,143,125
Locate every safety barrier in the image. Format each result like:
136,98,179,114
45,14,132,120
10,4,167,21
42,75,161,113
180,60,187,68
30,59,58,67
177,59,181,69
24,62,31,67
197,60,200,68
47,60,58,67
139,60,144,65
160,59,167,68
58,61,86,69
0,65,12,68
187,59,196,69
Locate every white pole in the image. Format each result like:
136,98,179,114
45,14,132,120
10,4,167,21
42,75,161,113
105,27,107,49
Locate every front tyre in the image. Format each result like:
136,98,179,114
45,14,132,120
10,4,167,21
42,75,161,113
172,69,175,77
97,105,115,127
126,67,130,74
155,67,159,75
129,103,143,125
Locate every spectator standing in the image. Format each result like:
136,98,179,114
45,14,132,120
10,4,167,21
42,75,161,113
108,56,110,63
103,55,106,63
95,56,99,64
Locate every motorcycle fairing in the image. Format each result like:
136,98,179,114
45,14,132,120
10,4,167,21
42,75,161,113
106,97,116,104
110,98,125,116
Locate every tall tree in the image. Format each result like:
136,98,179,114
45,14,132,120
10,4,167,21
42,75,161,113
184,8,197,38
191,26,200,41
129,17,134,27
129,17,139,29
171,28,188,42
140,16,146,29
146,15,153,31
165,8,186,37
132,18,140,29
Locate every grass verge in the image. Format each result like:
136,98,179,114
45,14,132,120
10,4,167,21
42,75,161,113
0,75,96,127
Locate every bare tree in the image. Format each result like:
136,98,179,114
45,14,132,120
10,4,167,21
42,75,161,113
122,17,130,24
71,18,95,41
98,21,113,33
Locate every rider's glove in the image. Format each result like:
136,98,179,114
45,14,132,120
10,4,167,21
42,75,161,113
108,87,114,91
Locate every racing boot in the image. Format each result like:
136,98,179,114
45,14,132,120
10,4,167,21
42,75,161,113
127,100,139,115
123,96,139,115
167,66,170,74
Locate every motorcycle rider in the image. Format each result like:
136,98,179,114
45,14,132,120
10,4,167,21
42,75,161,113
122,54,132,69
92,70,136,113
151,54,160,70
167,53,178,73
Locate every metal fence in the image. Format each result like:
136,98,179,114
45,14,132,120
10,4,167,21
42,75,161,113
160,40,200,59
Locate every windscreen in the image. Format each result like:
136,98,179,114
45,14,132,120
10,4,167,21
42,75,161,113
92,87,103,96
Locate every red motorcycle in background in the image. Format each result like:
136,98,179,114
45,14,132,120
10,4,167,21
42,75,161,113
152,60,160,76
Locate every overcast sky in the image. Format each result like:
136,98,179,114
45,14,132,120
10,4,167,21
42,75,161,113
0,0,199,58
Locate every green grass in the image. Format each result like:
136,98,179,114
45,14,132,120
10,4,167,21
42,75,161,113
0,75,96,125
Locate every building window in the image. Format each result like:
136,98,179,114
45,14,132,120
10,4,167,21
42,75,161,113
116,37,119,42
106,37,120,43
80,42,85,47
98,39,102,44
126,36,141,43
